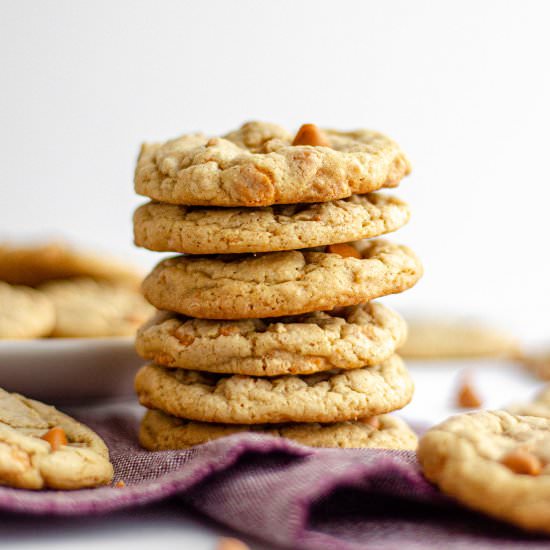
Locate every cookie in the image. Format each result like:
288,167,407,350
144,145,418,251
0,282,55,339
399,319,520,359
133,193,410,254
134,121,411,207
135,302,407,376
0,242,142,288
39,278,154,338
418,410,550,534
139,409,418,450
519,351,550,381
134,355,413,424
0,387,113,489
142,239,422,320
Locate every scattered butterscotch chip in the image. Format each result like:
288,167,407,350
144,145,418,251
501,449,542,476
41,426,68,451
360,417,380,429
456,377,482,409
292,123,331,147
216,537,250,550
115,480,126,488
326,243,362,259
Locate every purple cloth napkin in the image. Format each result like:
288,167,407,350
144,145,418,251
1,410,550,549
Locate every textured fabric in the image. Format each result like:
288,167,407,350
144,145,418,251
1,409,550,549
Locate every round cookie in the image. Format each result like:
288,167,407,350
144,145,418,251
39,278,154,338
418,410,550,534
0,387,113,489
135,121,411,207
133,193,410,254
0,282,55,339
142,239,423,320
134,355,414,424
136,302,407,376
139,410,418,450
0,242,142,287
399,319,520,359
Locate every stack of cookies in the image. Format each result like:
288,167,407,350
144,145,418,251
132,121,422,450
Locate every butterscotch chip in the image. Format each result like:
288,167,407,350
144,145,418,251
134,355,414,424
360,417,381,429
292,123,331,147
133,193,410,254
0,387,113,490
326,243,362,259
135,302,407,376
418,411,550,534
139,410,417,450
216,538,250,550
115,480,126,488
456,377,483,409
142,239,422,319
134,121,411,207
501,450,542,475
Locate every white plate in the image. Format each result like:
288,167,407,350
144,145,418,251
0,337,143,404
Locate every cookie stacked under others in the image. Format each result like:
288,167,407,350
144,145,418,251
132,121,422,450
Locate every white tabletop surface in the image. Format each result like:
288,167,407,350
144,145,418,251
2,359,542,550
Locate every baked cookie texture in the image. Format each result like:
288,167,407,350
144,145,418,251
0,388,113,489
133,193,410,254
400,319,519,359
135,302,407,376
134,355,413,424
142,239,422,319
418,410,550,534
0,282,55,339
39,278,154,338
134,121,411,207
0,242,142,288
139,409,417,450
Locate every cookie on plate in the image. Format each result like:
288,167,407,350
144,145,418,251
39,278,154,338
399,318,520,359
134,121,411,207
133,193,410,254
134,355,413,424
142,239,422,320
140,409,418,450
0,282,55,339
418,410,550,534
0,387,113,489
0,242,142,288
135,302,407,376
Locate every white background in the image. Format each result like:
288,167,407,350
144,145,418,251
1,1,550,548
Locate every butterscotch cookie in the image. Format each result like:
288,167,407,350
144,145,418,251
134,121,411,207
399,318,520,359
39,278,154,338
134,355,413,424
0,282,55,339
0,387,113,489
140,409,418,450
135,303,407,376
133,193,410,254
0,242,142,287
418,411,550,534
142,239,422,319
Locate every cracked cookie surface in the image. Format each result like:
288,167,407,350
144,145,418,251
133,193,409,254
134,121,411,207
39,278,154,337
142,239,422,319
135,302,406,376
0,387,113,489
134,354,413,424
418,410,550,534
0,282,55,339
139,409,417,450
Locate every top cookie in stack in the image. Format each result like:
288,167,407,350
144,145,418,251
133,121,422,450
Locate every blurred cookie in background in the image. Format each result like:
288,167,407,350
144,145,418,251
39,278,154,338
519,350,550,381
399,317,520,360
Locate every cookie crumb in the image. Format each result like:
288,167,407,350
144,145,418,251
456,375,482,409
501,449,542,476
216,537,250,550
